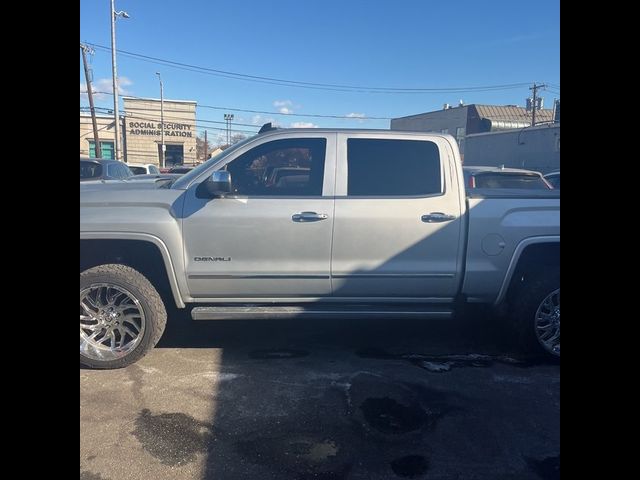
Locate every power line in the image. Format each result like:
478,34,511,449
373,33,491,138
81,108,259,135
86,42,533,94
88,91,392,120
84,105,262,128
79,122,114,138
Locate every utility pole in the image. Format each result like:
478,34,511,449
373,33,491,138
156,72,165,167
110,0,129,161
224,113,234,145
529,82,546,127
80,43,101,158
203,129,208,161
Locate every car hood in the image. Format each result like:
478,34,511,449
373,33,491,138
80,178,174,192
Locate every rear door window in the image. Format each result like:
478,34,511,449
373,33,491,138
346,138,441,196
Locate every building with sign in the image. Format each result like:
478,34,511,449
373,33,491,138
123,97,197,166
80,96,197,167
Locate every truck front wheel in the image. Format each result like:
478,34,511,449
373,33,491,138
512,268,560,358
80,264,167,369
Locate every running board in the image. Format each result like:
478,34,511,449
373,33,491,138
191,304,453,321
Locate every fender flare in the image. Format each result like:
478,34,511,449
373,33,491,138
80,231,185,308
494,235,560,305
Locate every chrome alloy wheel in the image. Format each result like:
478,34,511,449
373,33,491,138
80,283,146,361
534,288,560,356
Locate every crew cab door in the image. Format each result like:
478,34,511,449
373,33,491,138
181,133,336,299
331,133,465,300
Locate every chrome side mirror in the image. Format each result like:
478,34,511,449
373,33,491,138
205,170,232,197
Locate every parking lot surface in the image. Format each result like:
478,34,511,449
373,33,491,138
80,312,560,480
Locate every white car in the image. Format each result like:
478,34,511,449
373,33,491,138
544,170,560,189
127,163,161,175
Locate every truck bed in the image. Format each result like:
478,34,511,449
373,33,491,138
462,193,560,304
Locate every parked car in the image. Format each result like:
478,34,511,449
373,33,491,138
544,170,560,189
168,165,195,174
127,163,161,175
125,173,182,183
266,167,311,187
80,158,133,181
81,126,559,369
463,166,552,189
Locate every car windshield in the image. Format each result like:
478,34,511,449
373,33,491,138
473,173,550,189
172,135,257,189
80,161,102,179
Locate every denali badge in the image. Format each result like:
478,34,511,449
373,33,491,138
194,256,232,262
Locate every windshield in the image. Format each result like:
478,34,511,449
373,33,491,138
129,166,147,175
172,135,257,189
473,173,551,189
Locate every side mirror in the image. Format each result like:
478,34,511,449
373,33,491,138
205,170,232,197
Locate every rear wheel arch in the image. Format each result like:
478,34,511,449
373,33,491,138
504,242,560,303
502,242,560,358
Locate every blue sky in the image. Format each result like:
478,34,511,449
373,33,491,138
80,0,560,144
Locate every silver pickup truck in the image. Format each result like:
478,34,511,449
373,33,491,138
80,126,560,369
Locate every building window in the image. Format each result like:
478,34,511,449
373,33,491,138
88,141,114,159
160,144,184,166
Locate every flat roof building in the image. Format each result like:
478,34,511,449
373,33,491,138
79,96,197,167
391,103,554,154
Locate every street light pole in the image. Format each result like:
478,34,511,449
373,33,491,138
224,113,234,145
156,72,165,168
110,0,129,161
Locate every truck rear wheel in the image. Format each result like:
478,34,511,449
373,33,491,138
80,264,167,369
512,268,560,358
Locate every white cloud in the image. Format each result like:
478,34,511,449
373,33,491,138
346,112,366,124
252,114,277,126
80,76,132,100
273,99,298,115
290,122,318,128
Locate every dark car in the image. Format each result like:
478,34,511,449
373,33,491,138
167,165,195,174
463,166,552,190
80,158,133,181
544,170,560,189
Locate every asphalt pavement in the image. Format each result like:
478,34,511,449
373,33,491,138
80,310,560,480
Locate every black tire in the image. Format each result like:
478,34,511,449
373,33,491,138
511,267,560,358
80,264,167,369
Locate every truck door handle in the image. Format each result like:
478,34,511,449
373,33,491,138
421,212,456,223
292,212,329,222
